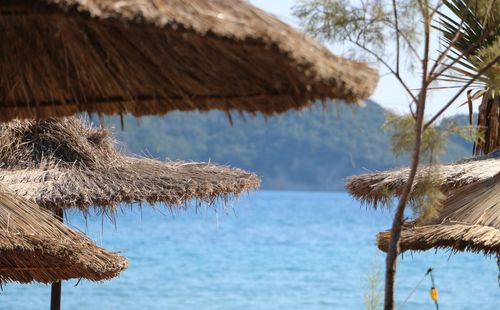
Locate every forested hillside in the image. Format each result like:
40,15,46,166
102,101,472,191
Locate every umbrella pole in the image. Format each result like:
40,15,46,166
50,208,64,310
50,282,62,310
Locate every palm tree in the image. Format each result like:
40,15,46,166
438,0,499,155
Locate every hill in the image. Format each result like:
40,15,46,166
102,101,473,191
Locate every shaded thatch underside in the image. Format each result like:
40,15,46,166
0,118,260,213
0,0,378,121
377,173,500,255
0,186,127,284
345,150,500,207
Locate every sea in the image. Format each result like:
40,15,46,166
1,191,499,309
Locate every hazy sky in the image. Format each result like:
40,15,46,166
250,0,470,117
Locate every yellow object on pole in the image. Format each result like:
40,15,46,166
430,287,438,301
398,267,440,310
428,268,439,310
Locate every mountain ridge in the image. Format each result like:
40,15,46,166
102,101,473,191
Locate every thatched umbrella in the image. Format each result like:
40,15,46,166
0,0,378,121
345,149,500,208
0,116,260,309
0,117,261,214
347,151,500,281
376,172,500,256
0,184,127,284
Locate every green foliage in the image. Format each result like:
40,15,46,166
293,0,420,62
101,101,474,191
476,36,500,95
410,172,446,222
437,0,500,97
364,258,383,310
383,112,482,220
384,113,443,162
384,112,481,162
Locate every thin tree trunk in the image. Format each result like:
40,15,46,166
384,6,430,305
383,93,426,309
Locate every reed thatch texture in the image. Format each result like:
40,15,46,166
345,149,500,208
0,117,260,214
377,224,500,254
0,0,378,121
0,185,127,284
377,173,500,255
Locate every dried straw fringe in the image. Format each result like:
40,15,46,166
377,224,500,255
0,0,378,121
345,150,500,208
0,186,127,284
0,118,261,216
377,173,500,255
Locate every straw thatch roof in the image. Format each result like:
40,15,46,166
345,149,500,207
377,173,500,255
0,117,260,214
0,0,378,121
0,185,127,284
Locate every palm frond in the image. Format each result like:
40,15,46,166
436,0,499,92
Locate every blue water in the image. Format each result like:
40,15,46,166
2,191,499,309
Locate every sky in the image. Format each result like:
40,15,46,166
250,0,470,118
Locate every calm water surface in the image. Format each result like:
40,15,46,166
2,191,499,309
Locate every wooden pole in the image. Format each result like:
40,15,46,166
50,281,62,310
50,208,64,310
